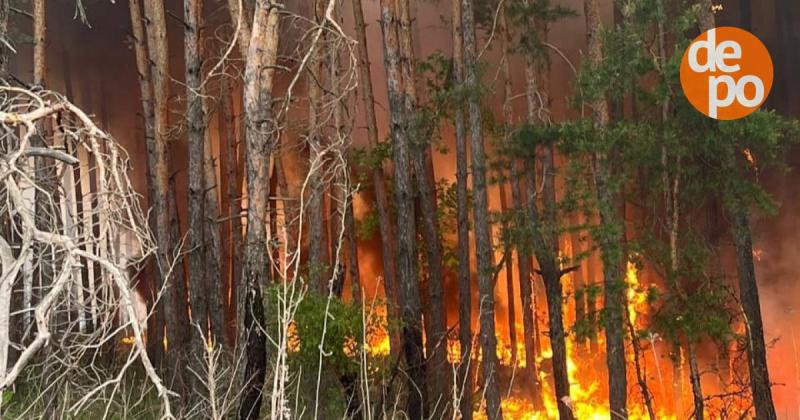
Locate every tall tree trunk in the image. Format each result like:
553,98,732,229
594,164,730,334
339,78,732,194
307,1,330,292
350,0,399,356
143,0,187,373
461,0,502,417
505,3,544,407
202,105,225,347
525,160,573,420
498,183,517,367
522,13,573,417
378,0,427,415
584,0,628,416
238,4,279,419
33,0,45,86
730,208,777,419
510,165,544,408
185,0,211,356
395,0,448,412
128,0,162,361
657,0,687,410
451,0,473,416
498,7,518,371
220,74,242,347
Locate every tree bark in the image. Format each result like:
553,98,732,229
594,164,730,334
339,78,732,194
378,0,427,415
202,103,225,348
143,0,187,373
499,182,517,368
350,0,399,356
238,3,280,419
498,7,518,371
525,160,574,420
730,208,777,420
220,75,242,347
33,0,45,86
128,0,162,361
306,1,330,292
461,0,502,417
584,0,628,416
626,298,656,420
451,0,473,417
395,0,448,412
687,341,705,420
185,0,211,356
521,12,573,416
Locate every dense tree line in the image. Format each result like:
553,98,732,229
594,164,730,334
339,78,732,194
0,0,798,418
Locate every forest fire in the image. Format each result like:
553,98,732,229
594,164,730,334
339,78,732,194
2,0,798,416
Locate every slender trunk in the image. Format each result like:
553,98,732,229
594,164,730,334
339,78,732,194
307,3,330,292
378,0,427,415
510,165,544,407
220,75,242,346
31,2,61,413
671,343,685,415
450,0,473,417
626,299,656,420
506,12,546,390
498,8,518,371
185,0,210,355
687,342,705,420
499,183,517,367
462,0,502,417
522,12,572,416
571,213,587,352
730,208,777,419
128,0,161,359
203,108,225,347
395,0,448,412
329,24,346,298
238,4,279,419
33,0,45,86
584,0,628,415
525,160,573,420
345,197,360,302
143,0,186,371
351,0,399,356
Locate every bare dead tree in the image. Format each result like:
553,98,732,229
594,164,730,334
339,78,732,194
0,85,174,418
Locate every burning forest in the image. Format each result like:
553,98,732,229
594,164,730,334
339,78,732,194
1,0,800,418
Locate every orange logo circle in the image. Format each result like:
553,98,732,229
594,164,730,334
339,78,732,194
680,27,773,120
